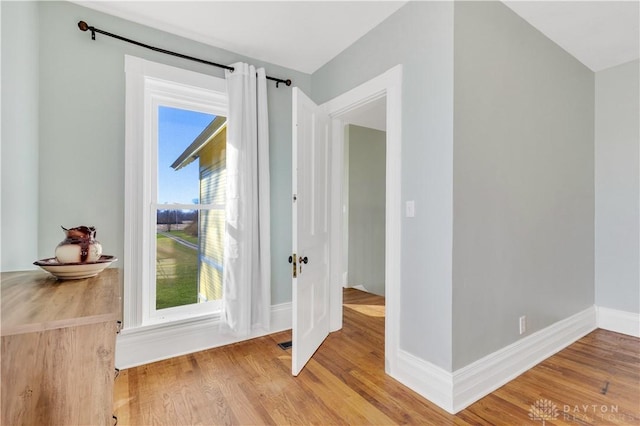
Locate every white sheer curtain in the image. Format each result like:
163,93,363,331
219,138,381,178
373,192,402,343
222,63,271,336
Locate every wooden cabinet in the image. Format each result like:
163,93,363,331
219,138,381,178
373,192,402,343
1,268,121,425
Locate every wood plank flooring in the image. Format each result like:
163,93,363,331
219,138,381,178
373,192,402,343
114,289,640,425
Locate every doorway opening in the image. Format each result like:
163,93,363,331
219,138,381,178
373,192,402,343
325,64,402,377
339,99,388,374
341,98,387,299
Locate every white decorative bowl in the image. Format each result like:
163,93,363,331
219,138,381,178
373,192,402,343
34,255,117,280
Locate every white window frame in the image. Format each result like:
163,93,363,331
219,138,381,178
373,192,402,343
124,55,228,329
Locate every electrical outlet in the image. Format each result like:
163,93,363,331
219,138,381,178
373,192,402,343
519,316,526,335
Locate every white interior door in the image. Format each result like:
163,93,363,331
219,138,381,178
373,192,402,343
291,87,330,376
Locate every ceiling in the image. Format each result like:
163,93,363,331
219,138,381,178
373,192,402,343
74,1,639,75
504,1,639,72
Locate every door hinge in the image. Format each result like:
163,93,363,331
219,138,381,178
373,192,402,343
288,253,297,278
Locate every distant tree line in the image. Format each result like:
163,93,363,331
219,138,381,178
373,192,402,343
157,209,198,232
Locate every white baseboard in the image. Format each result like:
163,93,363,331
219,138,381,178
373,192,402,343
394,350,454,412
597,306,640,337
392,306,597,414
452,306,596,413
116,302,291,369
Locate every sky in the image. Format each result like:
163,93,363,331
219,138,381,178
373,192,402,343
157,106,215,205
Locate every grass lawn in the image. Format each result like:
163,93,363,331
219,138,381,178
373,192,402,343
156,233,198,310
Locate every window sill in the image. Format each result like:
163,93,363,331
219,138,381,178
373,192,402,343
116,302,292,369
120,311,221,336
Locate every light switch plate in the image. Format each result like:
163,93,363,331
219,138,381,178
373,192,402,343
406,200,415,217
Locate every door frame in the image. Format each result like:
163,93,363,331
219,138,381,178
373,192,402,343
324,65,402,375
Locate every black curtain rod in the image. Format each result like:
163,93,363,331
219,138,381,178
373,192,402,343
77,21,292,88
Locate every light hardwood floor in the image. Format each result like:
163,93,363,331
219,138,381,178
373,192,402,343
114,289,640,425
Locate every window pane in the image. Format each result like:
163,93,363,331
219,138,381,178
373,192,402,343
155,106,227,312
155,209,199,310
158,106,214,204
156,106,213,311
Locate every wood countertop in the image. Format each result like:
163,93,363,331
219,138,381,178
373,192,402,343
1,268,121,337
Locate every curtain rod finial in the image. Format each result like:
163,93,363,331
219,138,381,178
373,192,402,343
286,79,292,87
78,20,96,40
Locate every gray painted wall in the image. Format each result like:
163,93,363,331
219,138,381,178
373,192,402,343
4,1,310,305
313,1,455,370
452,2,595,369
1,2,40,271
595,60,640,313
347,125,386,296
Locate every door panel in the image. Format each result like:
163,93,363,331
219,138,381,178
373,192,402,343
292,87,330,376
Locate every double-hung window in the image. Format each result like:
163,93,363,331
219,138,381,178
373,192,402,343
124,56,228,328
